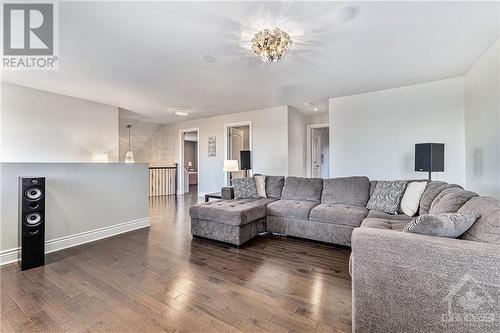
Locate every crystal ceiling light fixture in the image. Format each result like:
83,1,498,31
251,27,292,62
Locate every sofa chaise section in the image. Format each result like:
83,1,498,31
189,198,277,246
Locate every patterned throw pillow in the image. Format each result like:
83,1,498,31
404,212,480,238
366,180,407,214
232,177,260,199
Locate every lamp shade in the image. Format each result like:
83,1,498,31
187,161,193,167
223,160,239,172
415,143,444,180
125,150,134,163
415,143,444,172
240,150,251,170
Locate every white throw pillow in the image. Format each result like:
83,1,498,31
400,181,428,216
255,175,267,198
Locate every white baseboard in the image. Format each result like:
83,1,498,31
0,217,150,266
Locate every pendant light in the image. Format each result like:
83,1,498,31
125,124,134,163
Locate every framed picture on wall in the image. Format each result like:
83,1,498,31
208,136,216,157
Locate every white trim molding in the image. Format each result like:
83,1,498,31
0,217,150,266
223,121,253,186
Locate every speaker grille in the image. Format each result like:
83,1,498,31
19,177,46,270
25,187,43,200
25,213,42,226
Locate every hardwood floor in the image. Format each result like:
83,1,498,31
0,193,352,332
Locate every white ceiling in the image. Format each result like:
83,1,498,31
2,1,499,123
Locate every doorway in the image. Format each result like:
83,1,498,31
307,124,330,178
225,122,252,185
179,128,199,195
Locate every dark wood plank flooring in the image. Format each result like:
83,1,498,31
0,193,352,332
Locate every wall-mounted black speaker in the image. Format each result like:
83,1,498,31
415,143,444,180
240,150,251,170
19,177,45,271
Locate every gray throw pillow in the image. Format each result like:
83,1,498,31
265,176,285,198
232,177,259,199
403,212,480,238
366,180,407,215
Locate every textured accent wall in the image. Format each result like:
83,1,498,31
118,108,164,165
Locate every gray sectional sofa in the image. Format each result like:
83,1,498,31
190,176,374,246
189,175,500,333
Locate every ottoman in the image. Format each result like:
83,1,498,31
189,198,277,245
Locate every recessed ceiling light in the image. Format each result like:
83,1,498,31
313,107,318,112
304,102,314,106
333,6,359,22
201,55,217,63
174,109,188,116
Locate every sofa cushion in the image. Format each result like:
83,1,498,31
266,200,319,220
309,203,368,227
429,188,477,215
419,181,462,215
400,181,428,216
232,177,259,199
366,210,413,222
360,218,408,232
321,176,370,206
366,181,407,214
265,175,285,198
189,198,277,226
404,212,480,238
282,177,323,202
458,196,500,244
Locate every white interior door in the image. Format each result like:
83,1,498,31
312,129,322,178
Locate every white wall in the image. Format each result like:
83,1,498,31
1,83,119,162
155,106,289,195
0,163,149,263
464,39,500,198
288,108,306,177
329,77,466,184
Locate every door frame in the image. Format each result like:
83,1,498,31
224,121,253,186
306,123,329,178
178,127,200,194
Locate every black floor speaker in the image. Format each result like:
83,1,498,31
19,177,45,270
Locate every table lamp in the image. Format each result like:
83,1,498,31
223,160,239,185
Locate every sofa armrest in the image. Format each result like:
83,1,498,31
351,228,500,333
221,187,234,200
